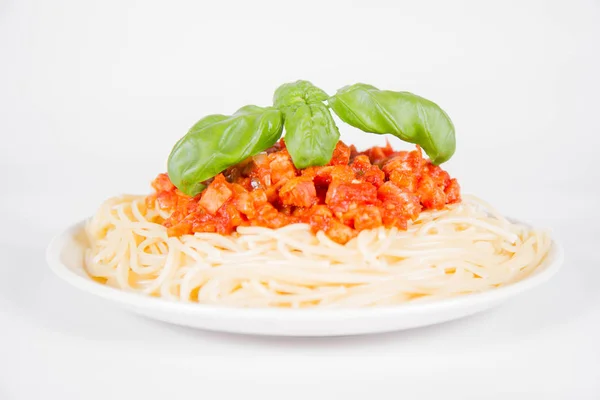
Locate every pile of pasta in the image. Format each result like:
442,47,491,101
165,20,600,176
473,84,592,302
85,195,551,308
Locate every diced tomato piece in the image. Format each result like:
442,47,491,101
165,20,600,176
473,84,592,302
378,182,421,220
328,141,351,166
199,174,233,214
279,177,318,208
350,155,372,175
249,153,272,188
180,209,211,233
151,173,176,192
352,205,383,230
330,165,356,182
326,181,378,213
325,220,358,244
389,170,418,191
167,220,193,236
214,202,244,234
297,204,332,224
233,190,255,218
154,191,177,210
250,189,268,205
377,181,405,202
300,205,360,243
253,203,295,229
268,149,296,185
445,178,461,203
304,165,355,186
382,147,423,176
360,141,396,165
363,168,385,187
351,155,385,187
417,175,446,209
380,203,409,230
423,163,450,187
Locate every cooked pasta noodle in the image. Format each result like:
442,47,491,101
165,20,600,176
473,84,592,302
84,195,551,308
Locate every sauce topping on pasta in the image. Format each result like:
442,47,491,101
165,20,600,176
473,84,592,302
148,141,460,244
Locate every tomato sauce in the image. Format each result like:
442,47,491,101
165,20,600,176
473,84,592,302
147,140,461,244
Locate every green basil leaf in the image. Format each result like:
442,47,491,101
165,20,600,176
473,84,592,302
328,83,456,164
167,105,283,196
273,80,339,169
283,102,340,169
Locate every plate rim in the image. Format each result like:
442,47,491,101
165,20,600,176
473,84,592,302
46,219,564,320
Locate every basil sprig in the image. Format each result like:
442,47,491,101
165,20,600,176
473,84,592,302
166,81,456,195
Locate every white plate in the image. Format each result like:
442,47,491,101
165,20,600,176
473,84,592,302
46,220,563,337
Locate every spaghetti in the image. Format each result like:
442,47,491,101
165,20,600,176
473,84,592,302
84,194,551,308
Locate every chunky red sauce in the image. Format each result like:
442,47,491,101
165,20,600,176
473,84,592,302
147,141,461,244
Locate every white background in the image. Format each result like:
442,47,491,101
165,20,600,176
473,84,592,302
1,0,599,398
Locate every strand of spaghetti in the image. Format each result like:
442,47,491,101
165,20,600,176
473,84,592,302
140,237,180,294
416,217,520,242
91,227,128,272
